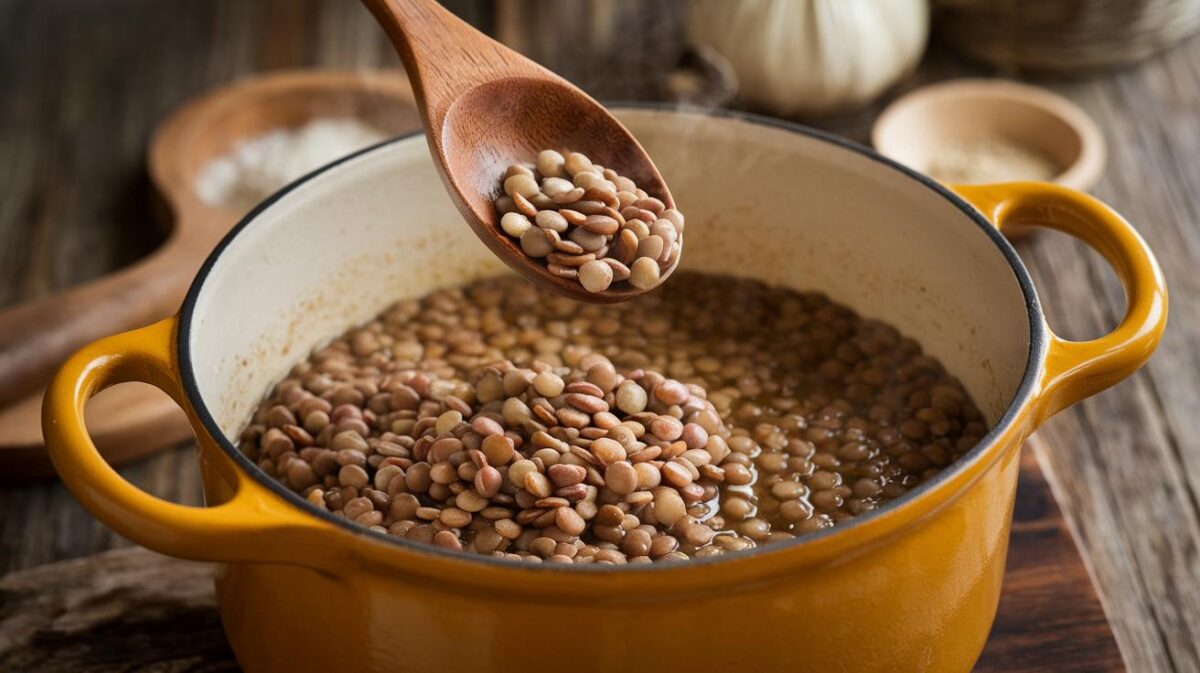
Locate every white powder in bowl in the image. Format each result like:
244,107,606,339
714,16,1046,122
926,137,1061,184
194,118,388,213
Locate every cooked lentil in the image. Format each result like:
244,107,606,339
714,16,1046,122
242,272,986,564
495,149,683,294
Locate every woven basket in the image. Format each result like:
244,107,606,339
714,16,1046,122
935,0,1200,71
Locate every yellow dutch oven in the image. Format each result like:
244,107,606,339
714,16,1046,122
43,108,1166,673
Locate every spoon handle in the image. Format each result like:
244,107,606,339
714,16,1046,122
362,0,547,130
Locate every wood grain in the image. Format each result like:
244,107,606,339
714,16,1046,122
0,68,417,410
1006,44,1200,673
976,447,1124,672
0,2,1197,672
0,453,1121,672
0,69,420,476
0,548,234,672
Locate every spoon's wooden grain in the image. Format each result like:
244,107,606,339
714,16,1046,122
362,0,679,304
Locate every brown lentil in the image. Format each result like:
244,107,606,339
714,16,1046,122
246,272,985,564
496,149,683,294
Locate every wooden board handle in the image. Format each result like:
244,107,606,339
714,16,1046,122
0,238,192,409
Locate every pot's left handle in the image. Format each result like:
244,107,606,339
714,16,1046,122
953,182,1168,424
42,317,334,564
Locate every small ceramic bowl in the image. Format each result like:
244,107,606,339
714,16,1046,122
872,79,1106,191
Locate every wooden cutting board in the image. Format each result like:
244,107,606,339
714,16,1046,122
0,442,1123,672
0,69,419,480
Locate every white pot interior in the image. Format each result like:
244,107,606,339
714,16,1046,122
185,109,1033,443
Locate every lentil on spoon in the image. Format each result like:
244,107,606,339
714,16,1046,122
495,149,683,294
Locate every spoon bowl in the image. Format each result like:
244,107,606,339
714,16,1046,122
364,0,677,302
441,78,678,302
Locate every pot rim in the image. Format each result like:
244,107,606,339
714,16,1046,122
177,104,1046,573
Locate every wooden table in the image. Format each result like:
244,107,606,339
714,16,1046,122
1,2,1197,672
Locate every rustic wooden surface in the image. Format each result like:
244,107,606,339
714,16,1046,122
0,2,1197,672
0,449,1121,673
0,548,234,672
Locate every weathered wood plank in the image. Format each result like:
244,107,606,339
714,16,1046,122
1009,34,1200,673
0,547,232,672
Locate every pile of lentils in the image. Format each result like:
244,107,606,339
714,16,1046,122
241,272,988,564
494,149,683,293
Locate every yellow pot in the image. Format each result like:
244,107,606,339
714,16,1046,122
43,108,1166,673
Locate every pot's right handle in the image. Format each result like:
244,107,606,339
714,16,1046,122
953,183,1168,424
42,317,340,566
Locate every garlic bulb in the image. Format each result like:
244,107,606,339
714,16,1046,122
687,0,929,116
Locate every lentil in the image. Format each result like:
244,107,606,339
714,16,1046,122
495,149,683,293
246,272,985,564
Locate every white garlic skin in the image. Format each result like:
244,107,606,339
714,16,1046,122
688,0,930,116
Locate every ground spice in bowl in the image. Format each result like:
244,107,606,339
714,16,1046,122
926,137,1060,184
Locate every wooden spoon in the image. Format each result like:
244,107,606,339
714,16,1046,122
0,69,418,479
362,0,679,304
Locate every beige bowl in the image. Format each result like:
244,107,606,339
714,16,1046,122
872,79,1106,191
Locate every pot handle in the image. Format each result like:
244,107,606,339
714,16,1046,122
42,317,337,564
952,183,1168,423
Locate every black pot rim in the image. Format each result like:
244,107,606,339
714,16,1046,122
177,103,1045,573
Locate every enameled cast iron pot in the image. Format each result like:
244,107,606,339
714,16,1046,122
44,108,1166,673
